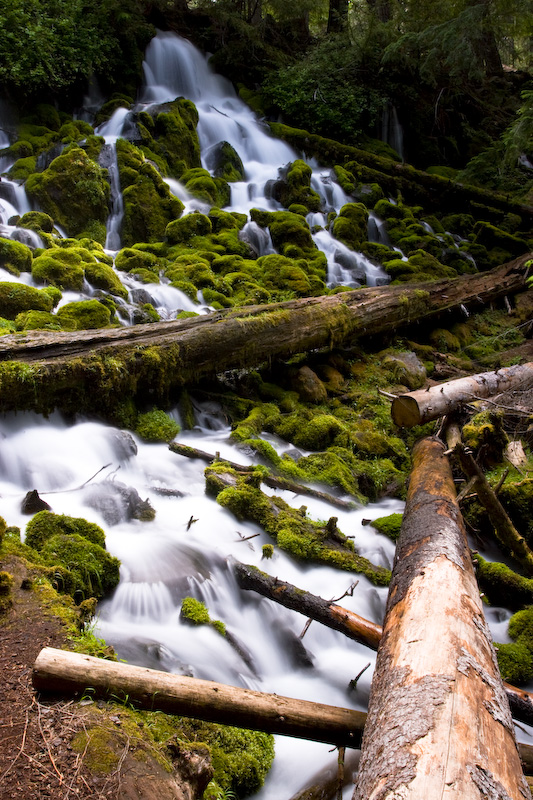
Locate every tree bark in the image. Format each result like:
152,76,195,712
169,442,356,510
0,256,529,415
391,361,533,427
33,647,365,748
235,561,533,729
31,646,533,777
353,437,529,799
454,442,533,574
234,563,381,650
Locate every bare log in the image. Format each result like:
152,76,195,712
354,437,530,799
31,647,533,779
235,561,533,728
33,647,365,748
455,442,533,575
391,360,533,427
169,442,356,510
234,563,381,650
0,256,529,415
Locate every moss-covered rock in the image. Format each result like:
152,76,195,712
0,237,33,275
40,533,120,601
25,510,107,551
84,261,128,299
0,282,54,319
495,641,533,684
56,299,111,330
31,248,86,290
26,147,110,243
139,98,201,178
381,351,427,390
135,409,180,443
180,167,230,208
474,554,533,610
370,512,403,541
166,212,212,244
331,203,369,251
15,310,64,331
205,141,245,183
272,160,321,213
18,211,55,234
462,410,508,465
180,597,226,636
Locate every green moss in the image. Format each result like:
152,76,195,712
40,533,120,601
262,544,274,559
474,554,533,610
115,247,161,274
208,141,245,183
462,410,508,464
15,310,64,331
57,299,111,330
25,510,107,551
495,641,533,684
371,513,403,541
84,261,128,299
135,409,180,443
7,155,37,181
18,211,55,234
26,147,110,242
429,328,461,353
0,237,33,275
332,203,369,251
0,281,54,319
180,167,230,207
180,596,226,636
273,160,321,213
141,98,201,178
166,212,212,244
32,248,86,291
0,570,14,615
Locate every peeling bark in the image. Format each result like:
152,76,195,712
353,436,530,800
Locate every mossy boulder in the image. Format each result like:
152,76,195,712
495,641,533,685
474,554,533,610
84,261,128,299
272,160,321,213
40,533,120,601
140,98,201,178
56,299,111,330
135,409,181,443
166,212,212,244
208,208,247,233
31,248,86,290
115,247,161,275
331,203,369,251
15,310,65,331
381,351,427,390
0,237,33,275
180,597,226,636
0,282,54,319
258,254,312,297
18,211,55,234
472,221,529,259
181,167,230,207
26,147,110,243
371,512,403,541
205,141,245,183
25,510,107,551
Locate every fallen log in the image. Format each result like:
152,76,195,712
33,647,365,748
169,441,356,510
391,360,533,427
31,646,533,777
234,561,533,728
354,437,529,799
0,256,529,415
454,442,533,575
234,563,381,650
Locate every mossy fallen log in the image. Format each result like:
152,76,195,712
0,256,529,417
354,437,529,798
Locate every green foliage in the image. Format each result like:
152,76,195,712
135,409,181,442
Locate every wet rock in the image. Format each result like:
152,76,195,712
276,626,314,669
381,350,427,390
290,366,328,403
21,489,52,515
83,479,155,525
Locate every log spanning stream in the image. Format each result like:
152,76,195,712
1,28,533,798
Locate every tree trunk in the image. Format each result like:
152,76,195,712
235,561,533,729
391,361,533,427
327,0,349,32
0,256,529,416
169,442,356,510
353,437,529,799
454,442,533,574
33,647,365,748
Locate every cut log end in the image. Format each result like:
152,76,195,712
391,395,422,427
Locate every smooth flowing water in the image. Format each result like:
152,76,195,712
0,28,531,798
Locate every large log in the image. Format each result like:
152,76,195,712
353,437,530,799
33,647,365,748
391,361,533,427
234,561,533,729
0,256,529,415
31,646,533,778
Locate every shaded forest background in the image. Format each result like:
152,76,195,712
1,0,533,199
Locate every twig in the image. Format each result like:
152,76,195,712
349,662,371,691
299,618,313,640
235,532,261,542
41,463,113,495
456,476,477,503
330,581,359,605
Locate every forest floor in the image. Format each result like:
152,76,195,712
0,556,120,799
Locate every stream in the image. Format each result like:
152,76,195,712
0,27,532,799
